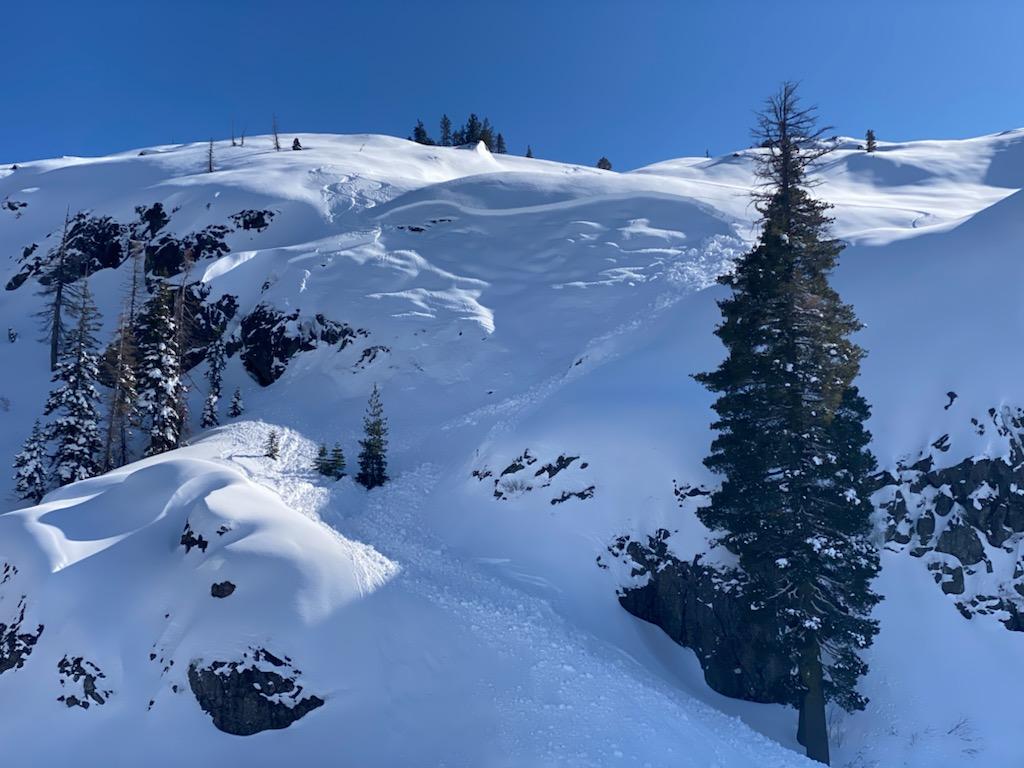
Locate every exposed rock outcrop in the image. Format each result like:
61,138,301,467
57,656,112,709
180,522,209,554
211,581,236,599
0,596,43,676
474,449,595,504
188,648,324,736
604,531,791,705
237,304,366,386
877,405,1024,629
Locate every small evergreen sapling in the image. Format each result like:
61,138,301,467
355,384,389,489
865,129,877,152
13,420,48,503
265,429,280,460
596,156,612,170
328,443,346,479
200,339,226,429
228,388,244,418
313,443,329,474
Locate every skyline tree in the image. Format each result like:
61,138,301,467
412,120,433,145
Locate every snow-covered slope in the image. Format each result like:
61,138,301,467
0,129,1022,766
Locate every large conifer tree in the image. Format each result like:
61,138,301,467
695,83,880,765
137,284,186,456
44,278,104,486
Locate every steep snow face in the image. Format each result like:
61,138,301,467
0,129,1022,766
0,424,809,768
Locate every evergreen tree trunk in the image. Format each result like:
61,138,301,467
800,641,830,765
797,700,806,747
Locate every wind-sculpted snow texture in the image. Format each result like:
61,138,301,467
0,130,1022,766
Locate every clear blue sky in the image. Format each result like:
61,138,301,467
4,0,1022,169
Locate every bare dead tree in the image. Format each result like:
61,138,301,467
231,120,237,147
207,139,214,173
272,114,281,151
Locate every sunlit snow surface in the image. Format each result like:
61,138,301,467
0,131,1022,766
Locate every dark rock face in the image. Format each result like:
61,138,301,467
146,224,231,277
211,581,236,599
535,455,579,481
2,198,27,216
57,656,112,709
354,345,390,369
188,648,324,736
134,202,171,239
551,486,595,505
6,213,126,290
182,288,239,372
180,522,209,554
230,209,275,232
237,304,366,386
0,596,44,676
604,531,792,705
